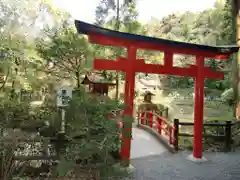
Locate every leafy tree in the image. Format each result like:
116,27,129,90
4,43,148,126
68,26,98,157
36,28,93,88
142,0,235,90
95,0,143,98
0,0,73,96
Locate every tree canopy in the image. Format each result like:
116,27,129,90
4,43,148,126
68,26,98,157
0,0,235,93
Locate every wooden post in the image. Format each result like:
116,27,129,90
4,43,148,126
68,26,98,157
174,119,179,151
164,107,169,118
140,111,145,125
121,46,136,166
169,127,173,145
157,117,162,135
233,0,240,112
149,112,153,128
224,120,232,152
193,56,205,159
115,0,120,100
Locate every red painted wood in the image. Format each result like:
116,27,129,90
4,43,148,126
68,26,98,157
202,67,224,79
89,33,230,59
94,58,126,71
148,112,153,128
120,47,136,162
94,58,224,80
89,30,233,162
193,56,205,159
157,117,162,135
164,51,173,67
140,112,146,125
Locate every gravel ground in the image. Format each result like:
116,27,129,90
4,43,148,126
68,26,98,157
129,150,240,180
113,127,240,180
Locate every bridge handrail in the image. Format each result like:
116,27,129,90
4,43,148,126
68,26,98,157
137,110,176,146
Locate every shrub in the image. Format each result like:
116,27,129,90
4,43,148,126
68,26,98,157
63,89,122,159
0,98,36,129
47,88,125,176
221,88,234,106
0,87,127,178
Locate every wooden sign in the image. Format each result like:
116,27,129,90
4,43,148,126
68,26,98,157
56,86,73,107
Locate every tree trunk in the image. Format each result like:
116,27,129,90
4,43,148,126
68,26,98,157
0,68,10,91
76,71,80,88
233,0,240,116
115,0,120,100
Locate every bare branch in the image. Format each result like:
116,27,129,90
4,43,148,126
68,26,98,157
0,68,10,91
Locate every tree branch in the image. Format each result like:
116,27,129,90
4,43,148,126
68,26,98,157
0,68,10,91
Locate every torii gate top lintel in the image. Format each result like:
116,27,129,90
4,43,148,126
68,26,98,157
75,20,238,59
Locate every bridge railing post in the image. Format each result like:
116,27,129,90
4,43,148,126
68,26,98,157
164,107,169,118
149,111,153,128
157,117,162,135
174,118,179,151
224,120,232,152
137,110,140,125
140,111,145,125
169,127,173,145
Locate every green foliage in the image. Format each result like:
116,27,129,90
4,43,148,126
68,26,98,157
0,139,27,180
0,88,124,178
221,88,234,105
63,88,122,157
34,88,123,176
219,0,235,44
36,28,93,87
143,0,234,90
55,157,75,177
0,99,31,128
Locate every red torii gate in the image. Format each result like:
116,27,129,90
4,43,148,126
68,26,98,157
75,20,239,164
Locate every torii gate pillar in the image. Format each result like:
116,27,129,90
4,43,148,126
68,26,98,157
120,47,136,165
192,56,205,160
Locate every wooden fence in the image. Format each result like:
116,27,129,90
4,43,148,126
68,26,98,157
174,119,240,152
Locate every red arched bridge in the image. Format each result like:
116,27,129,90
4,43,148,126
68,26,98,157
109,109,177,159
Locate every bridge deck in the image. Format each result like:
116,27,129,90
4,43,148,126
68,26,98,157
130,127,167,159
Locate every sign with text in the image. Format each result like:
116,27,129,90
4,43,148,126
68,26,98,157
56,86,73,107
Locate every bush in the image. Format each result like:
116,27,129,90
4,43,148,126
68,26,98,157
65,89,122,156
221,88,234,106
0,87,126,178
0,98,39,129
50,88,125,176
34,88,125,175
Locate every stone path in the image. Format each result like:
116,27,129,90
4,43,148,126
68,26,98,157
128,126,240,180
130,127,167,159
130,150,240,180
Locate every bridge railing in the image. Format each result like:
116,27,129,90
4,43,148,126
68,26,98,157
135,109,240,152
137,110,176,148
